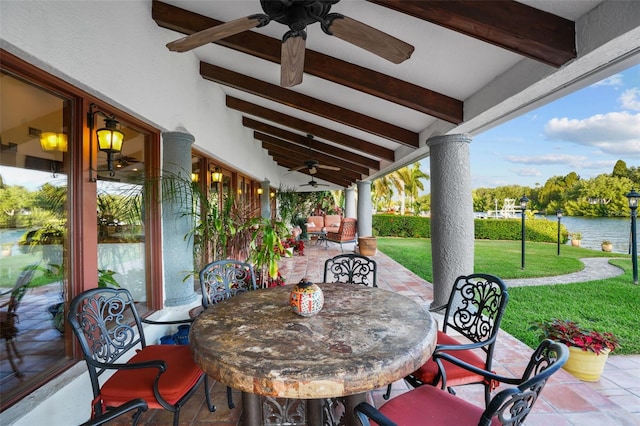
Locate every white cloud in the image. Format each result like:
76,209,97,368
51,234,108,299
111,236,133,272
506,154,587,167
511,167,541,177
620,88,640,111
543,111,640,156
592,74,623,87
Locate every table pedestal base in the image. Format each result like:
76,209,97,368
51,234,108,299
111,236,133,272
241,392,367,426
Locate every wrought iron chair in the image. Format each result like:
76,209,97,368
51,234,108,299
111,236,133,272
0,262,40,378
80,399,148,426
356,339,568,426
199,259,258,409
68,287,216,426
324,218,357,252
199,259,258,308
323,253,377,287
385,273,508,406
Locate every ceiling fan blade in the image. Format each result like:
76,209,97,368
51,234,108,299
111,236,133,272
326,15,414,64
280,35,306,87
288,165,305,172
318,164,340,171
167,15,266,52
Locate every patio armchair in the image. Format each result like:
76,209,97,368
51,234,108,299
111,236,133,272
324,217,357,252
198,259,258,409
355,339,568,426
385,273,508,407
323,253,377,287
68,287,216,426
0,262,40,378
80,398,148,426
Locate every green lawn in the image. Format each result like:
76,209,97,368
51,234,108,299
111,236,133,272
377,237,639,355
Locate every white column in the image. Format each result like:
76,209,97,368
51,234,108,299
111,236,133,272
345,187,356,218
162,131,199,307
427,134,474,308
356,181,372,237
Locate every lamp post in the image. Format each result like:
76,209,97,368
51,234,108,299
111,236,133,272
556,209,562,256
520,195,529,269
626,189,639,285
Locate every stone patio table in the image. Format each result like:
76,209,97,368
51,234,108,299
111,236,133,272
189,283,437,426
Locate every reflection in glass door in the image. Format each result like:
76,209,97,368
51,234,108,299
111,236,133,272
0,71,70,405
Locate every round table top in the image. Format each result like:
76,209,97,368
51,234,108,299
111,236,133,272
189,283,437,399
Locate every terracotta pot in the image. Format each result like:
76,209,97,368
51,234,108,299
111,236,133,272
563,346,610,381
571,239,581,247
358,236,377,256
601,243,612,252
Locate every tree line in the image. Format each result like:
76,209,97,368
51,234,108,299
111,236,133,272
473,160,640,217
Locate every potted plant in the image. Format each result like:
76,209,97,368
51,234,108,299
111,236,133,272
601,240,613,252
570,232,582,247
530,318,620,381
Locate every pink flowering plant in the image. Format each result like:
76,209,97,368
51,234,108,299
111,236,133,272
531,318,620,355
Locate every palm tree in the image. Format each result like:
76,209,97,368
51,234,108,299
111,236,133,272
390,163,429,215
372,176,393,212
404,163,430,213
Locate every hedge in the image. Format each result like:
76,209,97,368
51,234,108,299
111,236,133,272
372,214,569,243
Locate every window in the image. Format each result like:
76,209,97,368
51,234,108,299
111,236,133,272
0,51,161,411
0,69,73,409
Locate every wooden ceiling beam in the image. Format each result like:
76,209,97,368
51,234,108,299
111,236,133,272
255,132,368,178
152,0,462,124
367,0,575,67
244,118,379,171
203,63,417,146
227,96,396,160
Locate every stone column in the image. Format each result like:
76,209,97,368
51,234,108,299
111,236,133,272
162,131,199,307
356,181,372,237
260,180,271,219
344,187,356,218
427,134,474,309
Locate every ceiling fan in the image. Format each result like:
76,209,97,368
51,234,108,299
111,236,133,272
166,0,414,87
289,159,340,175
300,178,329,188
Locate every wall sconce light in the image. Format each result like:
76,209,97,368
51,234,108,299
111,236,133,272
257,187,264,195
40,132,68,152
191,173,199,182
211,167,223,183
88,103,125,181
270,191,275,198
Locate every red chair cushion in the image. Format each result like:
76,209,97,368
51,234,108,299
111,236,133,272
99,344,203,409
412,331,486,387
376,385,499,426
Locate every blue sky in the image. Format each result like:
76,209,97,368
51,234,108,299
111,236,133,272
440,63,640,190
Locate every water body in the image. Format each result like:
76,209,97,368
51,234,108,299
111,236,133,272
539,215,632,254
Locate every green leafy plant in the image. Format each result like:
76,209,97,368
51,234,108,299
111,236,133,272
246,216,288,287
571,232,582,240
98,269,120,288
530,318,620,355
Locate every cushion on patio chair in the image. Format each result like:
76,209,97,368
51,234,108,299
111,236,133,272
356,340,569,426
410,332,486,387
99,345,203,408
